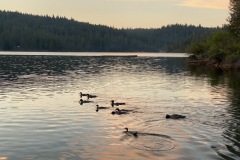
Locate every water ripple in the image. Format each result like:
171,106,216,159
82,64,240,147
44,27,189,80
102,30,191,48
0,53,239,159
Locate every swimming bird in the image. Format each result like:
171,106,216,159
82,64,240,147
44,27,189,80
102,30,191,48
79,92,88,98
111,108,130,115
87,94,97,99
79,99,92,105
111,108,119,115
96,105,109,112
111,108,122,115
123,127,138,137
111,100,126,107
166,114,186,119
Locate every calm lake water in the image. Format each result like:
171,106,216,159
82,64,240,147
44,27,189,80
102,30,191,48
0,52,239,160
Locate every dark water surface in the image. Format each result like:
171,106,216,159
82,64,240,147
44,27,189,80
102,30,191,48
0,52,239,160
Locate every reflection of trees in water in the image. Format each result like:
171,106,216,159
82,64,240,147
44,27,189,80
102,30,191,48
188,65,240,110
0,55,187,82
188,65,240,158
0,55,189,107
224,72,240,159
188,65,225,86
0,55,107,77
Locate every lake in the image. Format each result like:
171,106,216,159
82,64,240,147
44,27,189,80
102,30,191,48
0,52,239,160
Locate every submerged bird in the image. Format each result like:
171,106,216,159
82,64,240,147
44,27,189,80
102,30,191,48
96,105,109,112
87,94,97,99
111,100,126,107
79,92,88,98
166,114,186,119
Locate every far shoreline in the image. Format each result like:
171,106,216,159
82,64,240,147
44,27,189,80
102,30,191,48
0,51,188,57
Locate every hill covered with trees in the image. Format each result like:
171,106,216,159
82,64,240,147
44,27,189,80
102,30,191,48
0,10,221,52
187,0,240,70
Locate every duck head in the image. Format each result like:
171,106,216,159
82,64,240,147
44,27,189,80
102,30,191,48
96,105,99,112
111,100,114,107
166,114,171,119
79,99,83,105
124,127,128,132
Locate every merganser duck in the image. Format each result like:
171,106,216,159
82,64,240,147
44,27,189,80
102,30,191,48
166,114,186,119
79,99,92,105
96,105,109,112
79,92,88,98
123,127,138,137
111,108,130,115
87,94,97,99
111,100,126,107
111,108,119,115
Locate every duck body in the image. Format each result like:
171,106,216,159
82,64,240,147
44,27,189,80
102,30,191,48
80,92,88,98
111,100,126,107
96,105,109,112
111,108,129,115
117,108,133,112
166,114,186,119
79,99,92,105
123,127,138,137
87,94,97,99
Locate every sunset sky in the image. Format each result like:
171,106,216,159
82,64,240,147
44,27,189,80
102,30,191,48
0,0,229,28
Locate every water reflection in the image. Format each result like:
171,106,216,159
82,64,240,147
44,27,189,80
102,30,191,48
188,65,240,159
0,54,240,159
0,55,187,79
0,55,187,99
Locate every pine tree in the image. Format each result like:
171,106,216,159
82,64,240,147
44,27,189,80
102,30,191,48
228,0,240,38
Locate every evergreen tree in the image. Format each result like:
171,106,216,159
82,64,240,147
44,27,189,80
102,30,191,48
228,0,240,38
0,10,221,52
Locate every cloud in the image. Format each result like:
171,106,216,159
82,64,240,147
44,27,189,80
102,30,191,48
179,0,228,10
103,0,170,2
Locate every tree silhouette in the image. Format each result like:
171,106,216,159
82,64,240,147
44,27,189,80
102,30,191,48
0,10,221,52
228,0,240,38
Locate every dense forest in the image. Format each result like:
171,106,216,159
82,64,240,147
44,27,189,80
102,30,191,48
0,10,221,52
187,0,240,69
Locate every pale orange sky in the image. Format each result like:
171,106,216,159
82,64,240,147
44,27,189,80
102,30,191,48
0,0,229,28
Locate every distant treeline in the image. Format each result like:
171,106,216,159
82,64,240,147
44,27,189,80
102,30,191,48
0,10,222,52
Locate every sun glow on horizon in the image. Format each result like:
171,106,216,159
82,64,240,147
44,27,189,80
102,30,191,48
179,0,228,10
0,0,229,28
